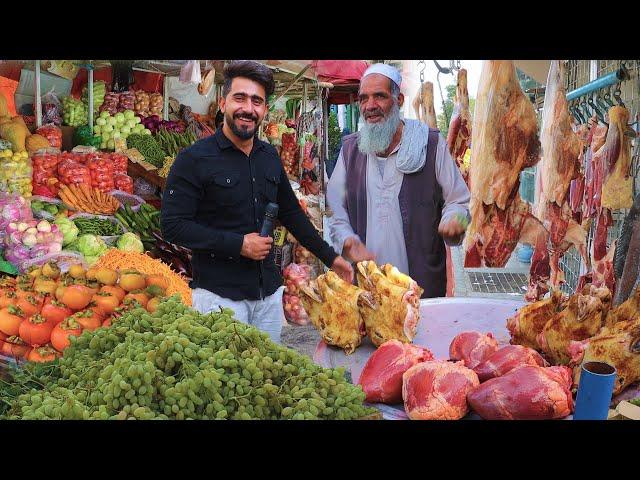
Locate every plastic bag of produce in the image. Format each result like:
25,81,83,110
58,159,91,186
179,61,202,84
133,177,156,196
30,196,66,221
113,174,134,194
109,190,145,210
40,88,63,126
110,153,129,175
69,212,126,245
282,263,311,325
36,123,63,149
32,150,61,197
21,250,87,273
86,154,115,193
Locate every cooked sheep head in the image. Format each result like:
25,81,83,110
299,271,375,355
356,261,422,347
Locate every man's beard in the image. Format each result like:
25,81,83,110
226,111,261,140
357,102,402,155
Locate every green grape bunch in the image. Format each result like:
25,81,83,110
2,296,378,420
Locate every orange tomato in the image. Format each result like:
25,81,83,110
100,285,126,302
0,306,25,336
16,295,43,317
61,285,93,311
123,292,149,309
19,314,54,346
27,345,60,363
50,318,83,352
92,292,120,315
41,300,73,325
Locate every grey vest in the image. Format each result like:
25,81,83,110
342,129,446,298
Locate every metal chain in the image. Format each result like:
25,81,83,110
417,60,426,84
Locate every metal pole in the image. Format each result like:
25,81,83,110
299,81,308,179
319,88,327,205
163,74,169,121
35,60,42,129
349,94,355,132
88,67,94,134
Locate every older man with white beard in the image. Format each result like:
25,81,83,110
326,63,470,298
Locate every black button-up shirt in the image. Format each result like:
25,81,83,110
161,128,338,301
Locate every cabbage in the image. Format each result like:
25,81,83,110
76,234,108,258
116,232,144,253
54,217,79,246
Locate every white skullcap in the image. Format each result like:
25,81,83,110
362,63,402,88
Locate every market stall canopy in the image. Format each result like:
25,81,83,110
311,60,370,105
514,60,552,85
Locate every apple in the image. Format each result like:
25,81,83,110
132,117,141,125
107,117,117,127
101,132,111,141
107,139,115,149
100,111,110,119
133,124,145,133
124,110,135,120
112,131,121,139
126,119,136,129
96,117,107,126
93,125,102,134
120,126,131,134
114,112,125,123
143,129,152,135
102,124,114,133
100,142,107,149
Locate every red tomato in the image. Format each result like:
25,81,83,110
41,300,73,325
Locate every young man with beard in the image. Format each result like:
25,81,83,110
326,63,470,298
162,61,353,342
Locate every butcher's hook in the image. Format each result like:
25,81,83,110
594,91,610,126
613,84,625,107
417,60,426,84
604,86,615,107
571,99,585,124
588,95,605,124
580,97,592,122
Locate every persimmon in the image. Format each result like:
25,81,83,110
72,309,102,331
27,345,60,363
0,305,25,336
119,271,146,292
61,285,93,311
50,317,82,352
100,285,126,302
146,297,162,313
145,274,169,291
0,290,17,309
19,314,54,346
1,336,32,358
16,295,43,317
41,300,72,325
92,292,120,315
123,291,149,309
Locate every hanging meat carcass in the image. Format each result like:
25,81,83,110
412,81,438,128
601,106,635,211
578,106,635,295
463,61,549,302
613,193,640,306
535,61,589,289
447,69,472,183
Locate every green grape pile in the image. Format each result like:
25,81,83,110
4,296,378,420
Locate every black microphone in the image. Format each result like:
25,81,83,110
260,203,279,237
